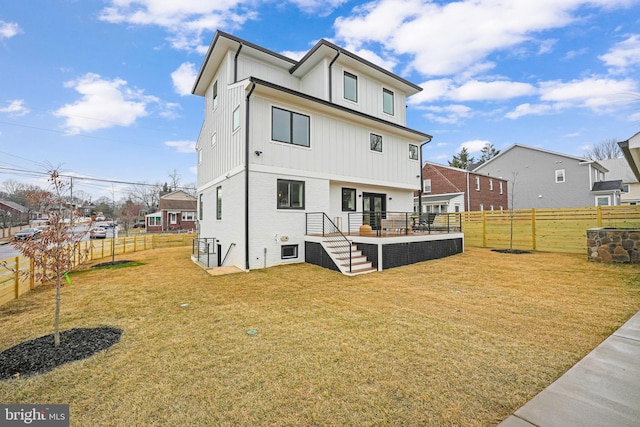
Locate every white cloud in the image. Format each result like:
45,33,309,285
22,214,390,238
54,73,150,134
460,139,491,153
539,77,637,110
423,104,473,124
165,140,196,153
171,62,197,96
0,99,30,116
599,34,640,70
506,103,554,119
450,80,537,102
0,21,21,40
335,0,636,77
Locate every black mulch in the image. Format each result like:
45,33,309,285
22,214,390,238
92,260,133,268
491,249,531,254
0,326,122,381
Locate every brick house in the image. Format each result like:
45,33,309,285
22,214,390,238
145,190,197,232
416,161,509,212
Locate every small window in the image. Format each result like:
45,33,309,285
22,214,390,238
383,89,394,115
212,81,218,110
596,196,610,206
148,216,161,226
622,184,630,193
344,72,358,102
216,186,222,220
499,181,503,194
454,204,460,212
475,176,480,191
198,149,202,165
342,188,356,212
409,144,419,160
181,211,195,221
370,133,382,152
489,179,493,191
277,179,305,209
272,107,310,147
211,132,217,148
555,169,565,183
198,194,203,220
479,204,484,211
423,179,432,193
232,106,240,131
281,244,298,259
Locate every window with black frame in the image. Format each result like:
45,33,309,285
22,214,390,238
277,179,305,209
342,188,356,211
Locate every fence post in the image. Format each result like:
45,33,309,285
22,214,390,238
14,256,19,299
597,206,603,227
531,209,537,251
482,211,487,247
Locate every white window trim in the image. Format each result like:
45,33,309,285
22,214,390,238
595,195,611,206
383,88,394,116
555,169,565,183
475,176,480,191
343,71,358,104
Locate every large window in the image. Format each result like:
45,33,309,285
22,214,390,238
555,169,565,183
342,188,356,211
409,144,419,160
370,133,382,152
212,81,218,110
383,88,394,115
182,211,195,221
216,186,222,220
277,179,305,209
344,72,358,102
272,107,310,147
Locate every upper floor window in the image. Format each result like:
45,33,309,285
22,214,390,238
409,144,419,160
383,89,394,115
344,72,358,102
277,179,305,209
475,176,480,191
211,132,217,148
555,169,565,183
232,106,240,132
212,80,218,110
424,179,432,193
198,194,203,220
370,133,382,152
489,179,493,191
197,149,202,165
342,188,356,212
272,107,310,147
499,181,503,194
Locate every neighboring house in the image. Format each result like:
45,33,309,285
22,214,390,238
192,31,462,273
145,190,197,232
415,161,508,212
0,200,29,224
474,144,623,209
598,158,640,205
619,131,640,183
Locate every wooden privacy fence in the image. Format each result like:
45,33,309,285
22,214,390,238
0,233,195,307
458,205,640,253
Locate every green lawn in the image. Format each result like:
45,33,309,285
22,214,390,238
1,246,639,426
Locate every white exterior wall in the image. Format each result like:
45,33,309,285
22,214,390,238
236,52,298,89
300,59,328,100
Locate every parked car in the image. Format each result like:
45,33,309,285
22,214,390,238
90,227,107,239
13,228,40,240
133,221,145,228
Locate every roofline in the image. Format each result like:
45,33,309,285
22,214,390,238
475,143,601,171
423,160,508,180
289,39,423,93
249,77,432,140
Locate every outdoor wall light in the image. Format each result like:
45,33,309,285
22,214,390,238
255,150,262,156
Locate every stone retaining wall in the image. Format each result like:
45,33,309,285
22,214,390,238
587,228,640,264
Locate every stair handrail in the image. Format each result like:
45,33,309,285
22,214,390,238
306,212,353,272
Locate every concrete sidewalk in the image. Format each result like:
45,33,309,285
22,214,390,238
498,311,640,426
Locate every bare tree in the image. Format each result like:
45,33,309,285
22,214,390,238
128,182,161,212
583,138,622,160
168,169,181,191
3,168,92,347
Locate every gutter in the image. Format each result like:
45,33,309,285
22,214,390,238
245,82,256,271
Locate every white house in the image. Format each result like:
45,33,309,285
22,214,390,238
192,31,463,274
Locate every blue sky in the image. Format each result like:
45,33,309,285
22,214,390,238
1,0,640,200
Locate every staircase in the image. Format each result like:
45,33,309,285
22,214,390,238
306,212,376,276
323,239,376,276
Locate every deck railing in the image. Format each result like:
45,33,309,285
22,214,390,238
306,212,353,272
347,211,462,236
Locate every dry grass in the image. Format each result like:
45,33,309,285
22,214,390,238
1,247,639,426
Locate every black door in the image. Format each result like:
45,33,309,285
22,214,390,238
362,192,386,230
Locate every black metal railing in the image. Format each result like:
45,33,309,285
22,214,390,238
347,212,462,236
192,237,216,267
306,212,353,272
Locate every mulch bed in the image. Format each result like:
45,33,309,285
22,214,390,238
491,249,531,254
92,260,134,268
0,326,122,381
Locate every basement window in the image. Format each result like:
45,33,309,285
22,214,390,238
281,244,298,259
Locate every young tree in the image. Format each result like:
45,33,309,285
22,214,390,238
448,147,475,169
5,168,92,347
583,138,622,160
479,143,500,162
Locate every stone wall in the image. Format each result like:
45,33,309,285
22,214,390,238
587,228,640,264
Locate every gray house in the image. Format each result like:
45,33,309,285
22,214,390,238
598,158,639,205
473,144,623,209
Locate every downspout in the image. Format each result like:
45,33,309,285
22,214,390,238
234,43,244,83
245,82,256,271
418,139,431,215
466,172,470,211
328,51,340,102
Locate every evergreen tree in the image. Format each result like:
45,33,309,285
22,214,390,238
479,143,500,162
448,147,475,169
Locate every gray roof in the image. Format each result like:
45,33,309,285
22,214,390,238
0,200,28,213
592,180,623,192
